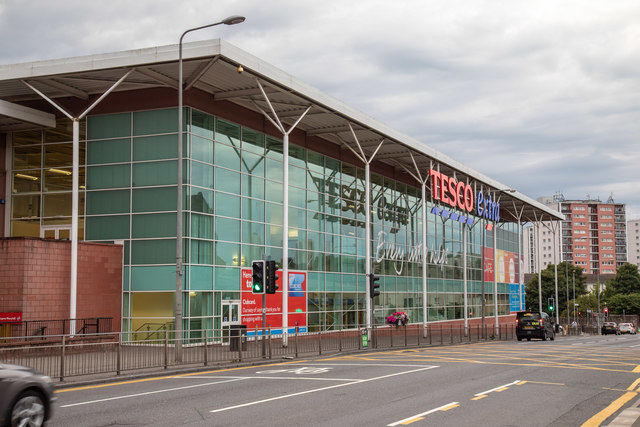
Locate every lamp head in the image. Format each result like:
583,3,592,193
222,15,246,25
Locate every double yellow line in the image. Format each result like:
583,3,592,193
581,377,640,426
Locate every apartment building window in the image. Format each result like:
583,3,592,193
600,215,612,219
600,207,612,211
574,206,586,211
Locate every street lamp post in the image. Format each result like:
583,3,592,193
176,15,245,361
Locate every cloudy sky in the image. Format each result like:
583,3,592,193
2,0,639,219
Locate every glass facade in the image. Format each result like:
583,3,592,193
8,107,521,334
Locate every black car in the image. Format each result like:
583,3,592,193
516,311,555,341
601,322,620,335
0,364,55,427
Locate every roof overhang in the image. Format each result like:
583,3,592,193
0,99,55,131
0,39,563,223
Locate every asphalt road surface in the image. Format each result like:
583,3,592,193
52,333,640,426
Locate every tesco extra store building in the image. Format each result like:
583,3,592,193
0,39,562,338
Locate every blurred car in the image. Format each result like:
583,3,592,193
618,323,636,335
601,322,620,335
516,311,555,341
0,363,55,427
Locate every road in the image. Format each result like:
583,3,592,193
51,334,640,426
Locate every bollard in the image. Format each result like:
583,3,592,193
405,324,408,347
204,329,208,366
164,330,168,370
440,324,443,345
339,326,342,352
318,330,322,355
116,334,121,375
268,327,272,360
295,325,299,358
450,325,453,344
59,335,66,382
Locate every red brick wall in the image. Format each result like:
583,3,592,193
0,238,122,332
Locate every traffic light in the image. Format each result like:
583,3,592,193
604,307,609,317
265,260,279,294
251,260,264,293
369,273,380,299
548,297,554,312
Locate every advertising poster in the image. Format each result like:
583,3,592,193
483,247,494,283
240,269,307,334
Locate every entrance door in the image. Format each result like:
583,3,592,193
221,300,241,344
41,226,71,240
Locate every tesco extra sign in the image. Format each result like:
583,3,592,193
429,170,499,222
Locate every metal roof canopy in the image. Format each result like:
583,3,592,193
0,39,563,223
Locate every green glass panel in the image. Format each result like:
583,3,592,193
132,213,176,238
189,266,213,291
289,165,306,188
241,245,263,267
131,266,175,291
190,239,213,265
215,168,240,194
241,175,264,199
241,197,264,222
214,242,240,266
214,143,240,170
266,224,282,247
190,214,213,239
86,190,130,215
289,187,306,209
88,113,131,139
241,127,264,154
342,274,357,292
214,118,240,146
214,192,240,217
190,188,214,214
87,164,130,189
191,135,214,164
265,158,283,182
190,110,214,139
265,136,283,159
241,151,264,176
265,180,283,204
191,162,214,189
123,267,130,292
133,134,177,161
307,272,325,292
130,239,176,264
132,161,177,187
215,217,240,242
242,221,264,245
214,266,240,291
85,215,129,240
132,187,176,213
133,108,177,136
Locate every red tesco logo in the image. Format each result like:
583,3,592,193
429,170,474,213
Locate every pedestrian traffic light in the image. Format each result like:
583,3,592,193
369,273,380,299
251,260,264,293
604,307,608,317
265,260,279,294
548,297,554,312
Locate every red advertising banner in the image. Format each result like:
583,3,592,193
483,247,519,284
0,312,22,322
483,247,494,283
240,269,307,332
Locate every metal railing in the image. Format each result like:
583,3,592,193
0,323,516,382
0,317,112,339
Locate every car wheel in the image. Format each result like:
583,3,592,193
517,337,522,341
527,337,531,341
10,390,46,427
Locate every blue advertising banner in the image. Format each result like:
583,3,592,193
509,284,525,312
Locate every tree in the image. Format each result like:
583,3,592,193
606,293,640,316
525,262,587,314
604,263,640,299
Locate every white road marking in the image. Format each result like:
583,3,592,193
60,378,246,408
209,366,438,414
474,380,522,397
